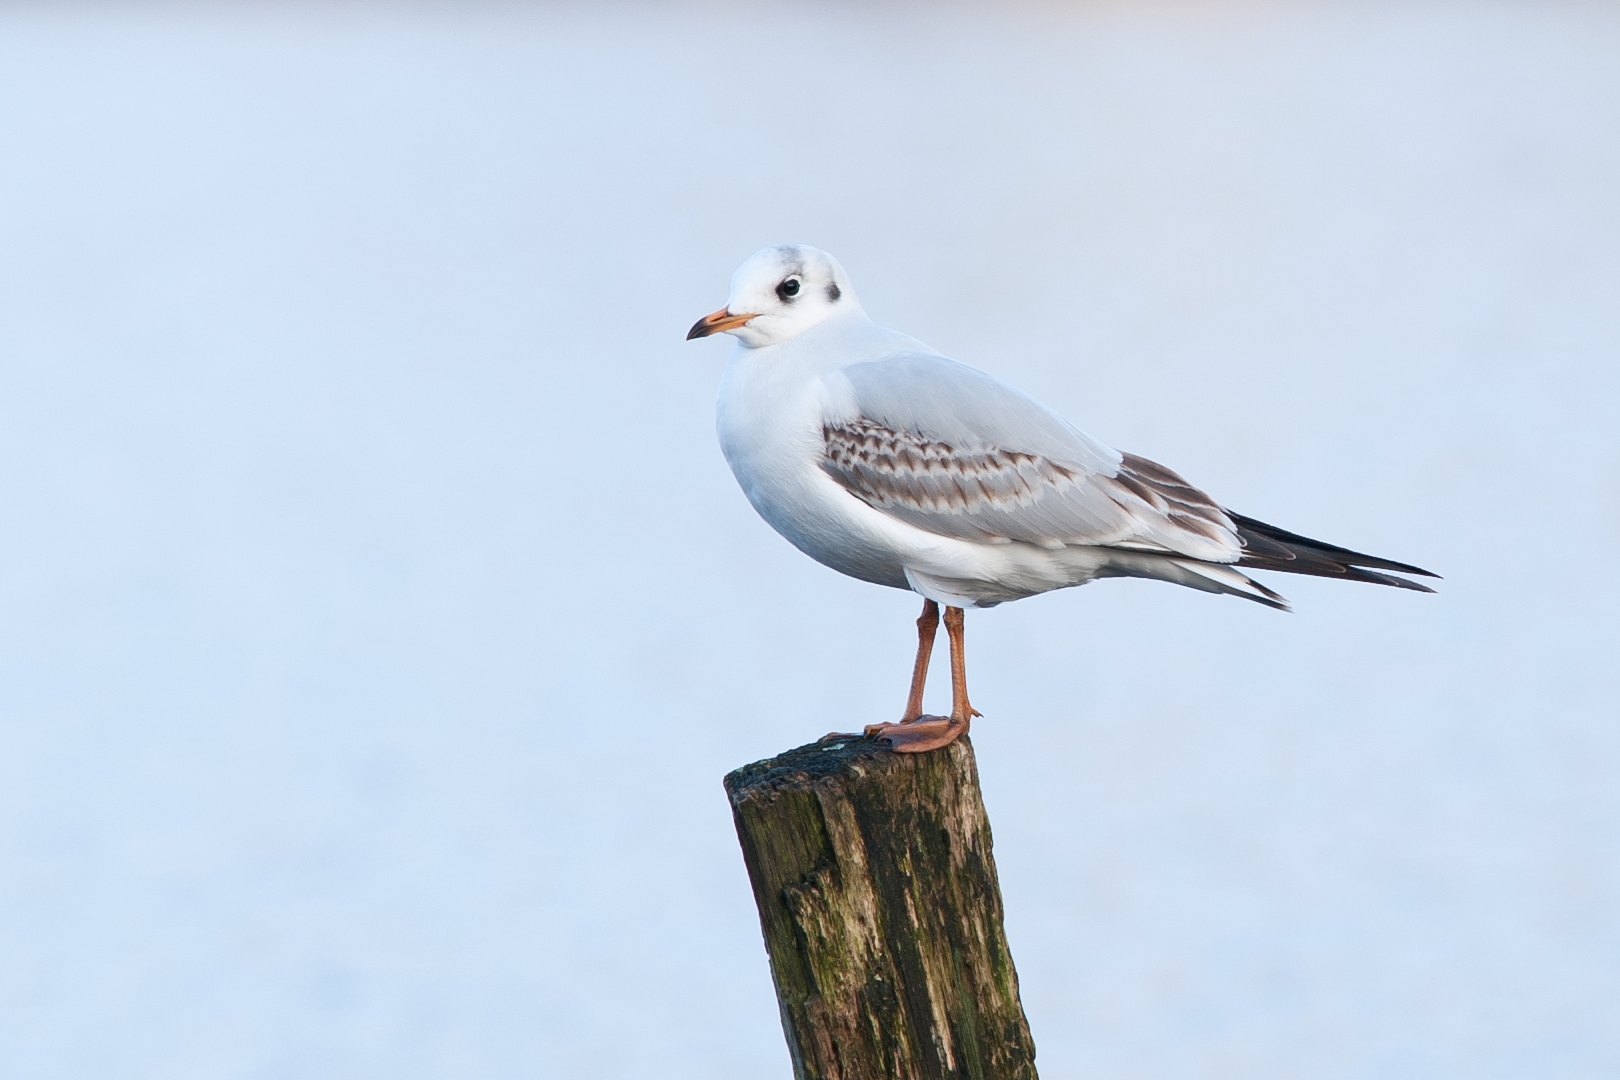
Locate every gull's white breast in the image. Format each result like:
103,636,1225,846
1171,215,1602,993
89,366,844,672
715,317,918,591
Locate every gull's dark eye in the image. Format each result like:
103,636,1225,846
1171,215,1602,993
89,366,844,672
776,277,801,301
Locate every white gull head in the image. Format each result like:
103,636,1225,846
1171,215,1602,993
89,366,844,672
686,244,862,348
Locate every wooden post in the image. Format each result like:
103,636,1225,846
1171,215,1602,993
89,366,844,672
724,734,1038,1080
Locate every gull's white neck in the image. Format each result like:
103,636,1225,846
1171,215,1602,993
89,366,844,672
715,309,942,463
728,309,938,377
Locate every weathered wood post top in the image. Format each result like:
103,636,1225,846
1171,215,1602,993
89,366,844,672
725,735,1037,1080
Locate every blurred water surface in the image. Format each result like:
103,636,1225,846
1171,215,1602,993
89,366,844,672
1,2,1617,1078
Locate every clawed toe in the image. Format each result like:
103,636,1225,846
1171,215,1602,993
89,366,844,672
863,714,928,738
867,714,966,753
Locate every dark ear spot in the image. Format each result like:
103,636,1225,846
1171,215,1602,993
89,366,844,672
827,281,842,302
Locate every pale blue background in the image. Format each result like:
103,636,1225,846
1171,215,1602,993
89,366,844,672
1,3,1616,1078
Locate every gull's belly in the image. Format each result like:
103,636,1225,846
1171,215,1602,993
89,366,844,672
733,449,1119,605
720,418,914,590
773,484,924,591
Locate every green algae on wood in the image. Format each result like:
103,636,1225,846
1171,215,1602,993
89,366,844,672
724,735,1037,1080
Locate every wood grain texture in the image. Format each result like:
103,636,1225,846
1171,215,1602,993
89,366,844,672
725,736,1037,1080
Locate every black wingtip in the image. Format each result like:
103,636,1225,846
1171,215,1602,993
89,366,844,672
1229,512,1439,590
1354,569,1439,593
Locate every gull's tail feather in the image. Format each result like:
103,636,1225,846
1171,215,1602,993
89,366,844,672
1229,512,1438,593
1167,559,1292,611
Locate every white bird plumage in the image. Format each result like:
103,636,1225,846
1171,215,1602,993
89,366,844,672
690,244,1435,751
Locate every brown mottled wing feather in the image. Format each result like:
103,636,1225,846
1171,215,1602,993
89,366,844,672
821,420,1067,513
1113,453,1240,556
820,421,1243,561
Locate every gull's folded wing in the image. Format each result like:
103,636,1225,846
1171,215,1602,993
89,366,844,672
823,354,1243,563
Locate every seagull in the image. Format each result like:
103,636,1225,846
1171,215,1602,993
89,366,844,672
689,245,1437,753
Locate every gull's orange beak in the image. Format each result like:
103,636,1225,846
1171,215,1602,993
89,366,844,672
686,307,757,340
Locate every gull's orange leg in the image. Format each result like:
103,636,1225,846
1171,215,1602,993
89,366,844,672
944,605,982,728
859,599,943,747
867,602,977,753
820,598,942,745
901,599,940,722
